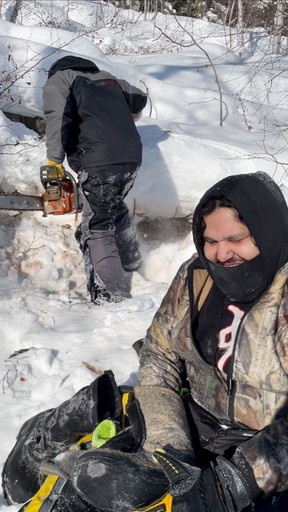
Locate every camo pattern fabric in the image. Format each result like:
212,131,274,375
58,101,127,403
137,257,288,494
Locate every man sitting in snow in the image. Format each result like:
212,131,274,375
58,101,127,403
2,171,288,512
43,55,147,303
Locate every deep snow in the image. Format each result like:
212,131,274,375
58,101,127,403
1,2,288,510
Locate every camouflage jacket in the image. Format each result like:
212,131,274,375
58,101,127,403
136,256,288,494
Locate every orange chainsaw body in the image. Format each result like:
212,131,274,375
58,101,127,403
40,165,79,215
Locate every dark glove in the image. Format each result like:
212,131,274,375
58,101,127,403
140,449,262,512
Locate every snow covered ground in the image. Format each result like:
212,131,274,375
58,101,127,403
1,2,288,510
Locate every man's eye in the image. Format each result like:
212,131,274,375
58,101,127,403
205,240,217,245
231,238,247,243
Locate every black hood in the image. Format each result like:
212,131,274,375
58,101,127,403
48,56,99,78
192,172,288,302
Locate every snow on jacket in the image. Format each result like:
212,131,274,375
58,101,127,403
136,172,288,496
43,56,147,172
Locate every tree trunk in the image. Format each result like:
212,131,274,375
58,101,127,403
226,0,236,47
227,0,236,26
272,0,286,54
143,0,148,19
11,0,22,23
237,0,244,45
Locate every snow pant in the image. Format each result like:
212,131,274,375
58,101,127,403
77,163,141,302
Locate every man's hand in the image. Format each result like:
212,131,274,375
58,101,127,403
135,449,261,512
47,160,65,179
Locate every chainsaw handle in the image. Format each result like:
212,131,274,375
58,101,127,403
63,169,80,212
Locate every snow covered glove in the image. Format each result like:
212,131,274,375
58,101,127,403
138,449,263,512
47,160,66,179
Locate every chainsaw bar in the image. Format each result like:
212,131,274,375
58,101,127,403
0,167,80,215
0,193,44,211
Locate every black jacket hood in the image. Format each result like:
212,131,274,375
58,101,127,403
48,56,99,78
192,172,288,302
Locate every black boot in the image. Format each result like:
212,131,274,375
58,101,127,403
18,478,98,512
2,371,122,504
114,210,142,272
72,449,169,512
86,231,130,303
76,227,128,304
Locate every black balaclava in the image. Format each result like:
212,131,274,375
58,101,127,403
48,56,99,78
192,172,288,303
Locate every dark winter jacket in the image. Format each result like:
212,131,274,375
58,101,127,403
136,172,288,496
43,56,147,172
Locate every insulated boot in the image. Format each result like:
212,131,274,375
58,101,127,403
87,230,130,302
2,371,122,504
18,478,98,512
76,226,130,303
121,243,142,272
72,449,169,512
47,480,97,512
2,409,52,504
115,210,142,272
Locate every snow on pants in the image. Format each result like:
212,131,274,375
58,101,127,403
77,164,139,295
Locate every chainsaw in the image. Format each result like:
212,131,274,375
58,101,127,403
0,165,80,215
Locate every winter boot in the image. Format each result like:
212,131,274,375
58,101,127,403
75,225,130,303
18,478,98,512
2,371,122,504
71,449,169,512
114,210,142,272
86,230,131,302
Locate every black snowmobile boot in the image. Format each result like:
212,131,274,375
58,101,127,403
2,409,53,505
71,449,169,512
18,478,98,512
2,371,122,504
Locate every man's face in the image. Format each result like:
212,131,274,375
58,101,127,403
203,207,260,266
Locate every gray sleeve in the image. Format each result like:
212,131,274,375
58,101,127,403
117,78,147,114
42,73,70,163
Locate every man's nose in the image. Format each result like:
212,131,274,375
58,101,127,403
216,241,234,262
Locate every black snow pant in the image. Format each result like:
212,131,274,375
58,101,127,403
77,163,141,303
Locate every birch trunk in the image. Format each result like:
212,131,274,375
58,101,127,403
272,0,286,54
11,0,22,23
237,0,244,46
